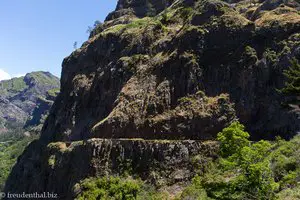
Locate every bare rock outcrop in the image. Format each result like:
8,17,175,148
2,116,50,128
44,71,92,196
5,139,218,199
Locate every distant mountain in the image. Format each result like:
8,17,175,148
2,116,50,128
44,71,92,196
0,71,60,133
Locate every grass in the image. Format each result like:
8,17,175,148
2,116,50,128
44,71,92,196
101,24,127,35
125,17,152,29
100,18,153,36
255,7,300,27
100,16,168,38
47,88,60,97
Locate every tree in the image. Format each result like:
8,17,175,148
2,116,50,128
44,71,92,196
86,26,93,34
217,121,250,158
236,140,277,198
86,20,102,35
214,122,278,199
73,41,78,50
93,20,101,27
279,58,300,106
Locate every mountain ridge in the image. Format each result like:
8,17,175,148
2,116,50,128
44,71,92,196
0,71,60,133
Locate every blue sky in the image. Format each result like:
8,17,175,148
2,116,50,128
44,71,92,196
0,0,117,80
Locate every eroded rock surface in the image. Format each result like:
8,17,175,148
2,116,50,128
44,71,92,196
5,139,218,199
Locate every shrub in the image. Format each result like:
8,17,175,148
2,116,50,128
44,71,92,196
279,58,300,106
234,141,278,199
180,176,211,200
76,177,141,200
217,121,250,158
204,122,278,199
270,135,300,190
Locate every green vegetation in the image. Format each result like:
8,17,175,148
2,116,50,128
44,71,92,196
217,122,250,158
270,136,300,191
277,185,300,199
0,131,37,191
87,20,102,34
125,18,152,30
279,58,300,106
123,17,166,35
100,24,126,35
0,77,27,94
75,177,141,200
100,15,170,38
0,72,59,98
159,6,193,24
48,155,56,168
76,176,179,200
179,7,194,22
47,87,60,98
100,18,154,36
255,6,300,28
243,46,258,64
181,122,300,200
178,96,195,104
179,176,211,200
27,71,59,86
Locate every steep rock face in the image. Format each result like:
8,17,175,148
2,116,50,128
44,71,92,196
0,97,27,127
5,139,218,199
24,88,60,130
92,92,236,140
0,72,60,132
42,0,300,143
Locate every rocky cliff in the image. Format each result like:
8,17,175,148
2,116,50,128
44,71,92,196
5,139,217,199
107,0,175,19
43,0,300,142
4,0,300,198
0,71,60,133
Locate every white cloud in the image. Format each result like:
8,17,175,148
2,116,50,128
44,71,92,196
12,73,26,78
0,69,11,81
